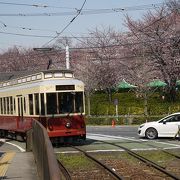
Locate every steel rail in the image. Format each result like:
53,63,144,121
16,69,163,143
141,141,180,159
99,140,180,180
161,149,180,159
71,145,123,180
91,134,180,159
112,138,180,159
57,159,71,180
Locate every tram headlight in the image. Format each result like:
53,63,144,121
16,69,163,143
65,122,71,128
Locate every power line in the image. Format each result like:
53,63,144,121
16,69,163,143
0,28,130,39
0,3,164,17
0,29,179,49
42,0,87,47
0,1,76,10
0,18,129,38
0,20,58,33
0,31,54,38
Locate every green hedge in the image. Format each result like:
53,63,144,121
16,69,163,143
85,91,180,125
85,115,166,125
87,92,180,115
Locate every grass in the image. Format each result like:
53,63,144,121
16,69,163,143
137,150,176,167
57,153,94,170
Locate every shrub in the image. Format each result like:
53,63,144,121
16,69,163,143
85,91,180,125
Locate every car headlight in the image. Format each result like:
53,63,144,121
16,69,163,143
139,124,144,128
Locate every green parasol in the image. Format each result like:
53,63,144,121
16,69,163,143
117,79,137,89
147,80,167,87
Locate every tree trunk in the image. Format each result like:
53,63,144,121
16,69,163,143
144,93,148,117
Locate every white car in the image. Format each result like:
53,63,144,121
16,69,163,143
138,113,180,139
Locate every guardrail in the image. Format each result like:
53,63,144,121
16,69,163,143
26,120,61,180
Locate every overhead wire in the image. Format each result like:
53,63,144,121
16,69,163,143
0,2,166,42
0,31,54,38
0,1,178,62
42,0,87,47
0,3,164,17
0,1,163,11
0,31,179,56
0,1,76,10
0,20,58,33
0,7,175,43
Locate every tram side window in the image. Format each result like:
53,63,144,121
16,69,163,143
29,94,34,115
34,94,39,115
24,97,26,113
0,98,2,114
40,93,45,115
4,97,6,114
1,98,4,114
14,98,16,113
47,93,57,115
10,97,13,114
6,97,9,114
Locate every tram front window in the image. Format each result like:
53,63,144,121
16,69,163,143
47,93,57,115
58,92,73,113
46,92,84,115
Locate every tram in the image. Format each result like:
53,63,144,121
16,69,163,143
0,69,86,142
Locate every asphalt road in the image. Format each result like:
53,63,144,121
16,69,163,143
87,125,139,139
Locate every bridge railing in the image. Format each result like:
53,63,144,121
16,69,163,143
26,119,61,180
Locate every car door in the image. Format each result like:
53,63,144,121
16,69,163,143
157,115,180,137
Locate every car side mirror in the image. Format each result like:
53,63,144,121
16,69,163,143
163,120,166,124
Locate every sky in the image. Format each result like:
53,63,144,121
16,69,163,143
0,0,166,52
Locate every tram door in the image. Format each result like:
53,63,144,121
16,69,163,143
17,96,24,120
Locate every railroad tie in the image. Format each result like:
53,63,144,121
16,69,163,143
0,152,15,177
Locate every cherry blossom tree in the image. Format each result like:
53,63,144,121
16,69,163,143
125,0,180,102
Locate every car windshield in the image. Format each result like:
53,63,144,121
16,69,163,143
159,115,180,123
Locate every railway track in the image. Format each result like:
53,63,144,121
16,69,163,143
107,138,180,159
72,145,123,180
57,145,123,180
99,140,180,180
56,138,180,179
139,140,180,159
57,159,71,180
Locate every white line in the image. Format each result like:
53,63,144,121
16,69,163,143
87,133,141,141
56,147,178,154
153,140,180,148
5,142,25,152
0,139,25,152
87,133,180,148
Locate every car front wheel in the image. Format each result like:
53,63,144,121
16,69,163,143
145,128,158,139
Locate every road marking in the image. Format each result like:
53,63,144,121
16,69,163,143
0,139,25,152
87,133,141,141
87,133,180,149
153,140,180,148
0,152,15,177
5,142,25,152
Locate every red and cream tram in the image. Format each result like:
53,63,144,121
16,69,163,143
0,69,86,142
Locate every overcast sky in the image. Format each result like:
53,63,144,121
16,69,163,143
0,0,166,52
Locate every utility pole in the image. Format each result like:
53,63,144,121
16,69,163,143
65,45,70,69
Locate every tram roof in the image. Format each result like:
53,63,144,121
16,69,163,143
0,69,73,82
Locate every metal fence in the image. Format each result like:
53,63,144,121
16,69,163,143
26,120,61,180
